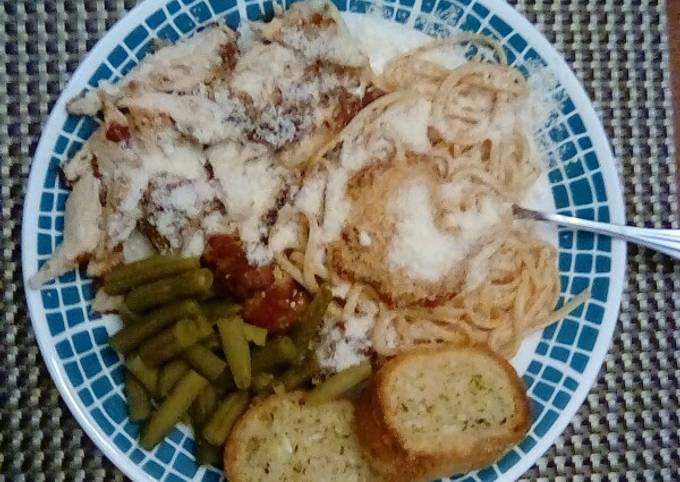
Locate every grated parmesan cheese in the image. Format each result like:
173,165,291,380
230,42,305,107
317,310,375,372
358,230,372,247
120,91,251,145
268,221,301,253
320,169,351,242
208,141,283,265
294,171,326,218
138,135,206,181
183,230,206,257
375,97,432,154
331,279,352,299
201,211,230,235
387,180,464,282
122,230,156,262
146,178,218,252
387,178,509,284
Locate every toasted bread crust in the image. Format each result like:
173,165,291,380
355,344,531,482
355,377,419,482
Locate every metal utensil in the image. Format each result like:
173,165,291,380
513,204,680,260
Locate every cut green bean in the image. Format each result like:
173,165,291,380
217,316,251,390
202,391,250,446
196,439,222,466
306,360,372,405
183,344,227,381
190,384,218,428
189,386,223,467
125,268,213,313
242,323,267,346
213,370,236,397
126,354,160,397
125,371,151,422
139,317,212,367
104,255,201,295
201,333,221,352
111,300,202,354
200,301,241,322
290,285,332,355
279,354,319,391
158,359,189,397
196,286,217,301
251,336,297,373
141,370,208,450
252,372,275,394
179,412,191,425
118,302,142,325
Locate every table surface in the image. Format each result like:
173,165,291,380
1,1,679,481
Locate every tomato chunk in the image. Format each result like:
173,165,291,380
105,122,130,143
243,275,309,332
203,235,274,299
204,234,310,331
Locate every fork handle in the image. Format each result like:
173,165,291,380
537,212,680,260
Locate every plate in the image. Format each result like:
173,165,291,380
21,0,626,481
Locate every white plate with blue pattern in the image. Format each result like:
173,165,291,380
22,0,626,481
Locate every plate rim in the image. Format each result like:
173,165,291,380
20,1,627,481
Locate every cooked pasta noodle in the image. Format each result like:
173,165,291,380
273,34,577,361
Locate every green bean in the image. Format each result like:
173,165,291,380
217,317,251,390
189,384,218,428
104,256,200,295
111,300,202,354
250,336,297,373
139,317,212,367
125,268,213,313
242,323,267,346
118,302,142,325
201,333,222,352
252,372,275,394
306,361,372,405
202,391,250,446
125,371,151,422
141,370,208,450
126,354,160,397
188,386,223,466
290,285,332,355
279,354,319,391
196,439,222,466
196,286,217,301
213,370,236,397
183,344,227,381
158,359,189,397
199,301,241,322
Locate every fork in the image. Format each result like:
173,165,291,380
513,205,680,260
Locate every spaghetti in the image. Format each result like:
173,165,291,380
272,34,575,362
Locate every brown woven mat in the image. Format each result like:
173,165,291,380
0,0,678,480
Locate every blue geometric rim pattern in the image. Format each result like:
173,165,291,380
28,0,620,481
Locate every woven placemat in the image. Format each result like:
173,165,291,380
1,0,678,480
